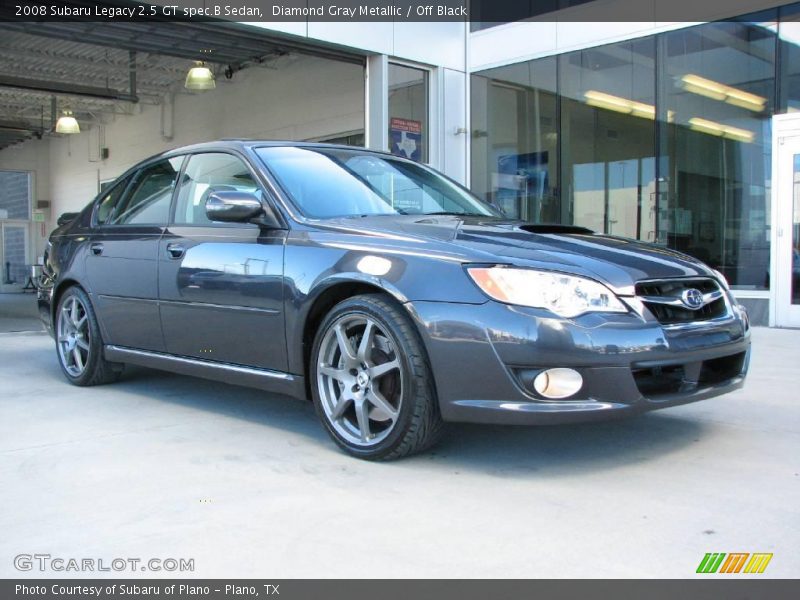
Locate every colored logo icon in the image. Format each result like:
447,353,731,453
696,552,773,574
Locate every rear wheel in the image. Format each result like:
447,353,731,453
55,286,121,386
310,294,443,460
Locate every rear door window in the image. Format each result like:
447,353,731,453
107,157,183,225
94,175,133,225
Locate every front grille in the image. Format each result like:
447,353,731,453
635,278,728,325
632,351,746,398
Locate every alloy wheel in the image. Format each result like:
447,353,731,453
57,295,91,377
316,314,403,447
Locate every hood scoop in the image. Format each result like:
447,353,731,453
518,224,594,235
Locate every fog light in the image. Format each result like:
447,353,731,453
533,368,583,399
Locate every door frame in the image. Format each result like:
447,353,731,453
770,113,800,327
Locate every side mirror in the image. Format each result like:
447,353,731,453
57,212,79,226
205,191,281,228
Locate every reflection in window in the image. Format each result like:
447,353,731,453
661,20,775,290
471,57,559,222
174,153,259,226
388,64,428,162
257,146,495,219
471,13,787,290
109,158,183,225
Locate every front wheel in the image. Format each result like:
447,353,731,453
310,294,443,460
55,286,122,386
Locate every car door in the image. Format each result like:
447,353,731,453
85,156,184,352
158,151,288,372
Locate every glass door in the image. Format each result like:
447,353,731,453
774,134,800,327
0,222,29,292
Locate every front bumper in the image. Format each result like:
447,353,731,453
408,299,750,425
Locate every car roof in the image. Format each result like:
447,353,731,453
158,139,396,159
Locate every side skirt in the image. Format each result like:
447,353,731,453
104,345,307,399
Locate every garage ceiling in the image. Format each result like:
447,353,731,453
0,20,363,150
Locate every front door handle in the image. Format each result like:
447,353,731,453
90,243,104,256
166,243,185,259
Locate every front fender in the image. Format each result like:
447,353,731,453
283,232,488,376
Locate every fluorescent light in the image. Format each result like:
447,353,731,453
680,74,766,112
185,62,216,91
688,117,755,143
55,111,80,134
584,91,672,121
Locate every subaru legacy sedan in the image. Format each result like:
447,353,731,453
39,141,750,460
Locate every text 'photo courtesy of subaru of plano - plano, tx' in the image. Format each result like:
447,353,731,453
38,141,751,460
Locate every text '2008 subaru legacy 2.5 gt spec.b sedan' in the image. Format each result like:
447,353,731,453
38,141,751,460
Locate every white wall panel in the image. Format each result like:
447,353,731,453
392,22,466,71
307,21,393,55
441,68,467,184
470,22,557,72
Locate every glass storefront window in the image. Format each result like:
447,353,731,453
388,64,428,162
660,19,776,289
470,57,558,221
559,38,656,240
471,12,787,291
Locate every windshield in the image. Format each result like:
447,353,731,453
256,146,500,219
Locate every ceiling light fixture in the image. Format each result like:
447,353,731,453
584,91,673,121
688,117,755,143
185,61,216,91
55,110,80,134
680,74,766,112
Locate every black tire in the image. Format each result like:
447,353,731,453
55,286,122,386
310,294,444,460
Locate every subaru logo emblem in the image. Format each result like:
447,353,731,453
681,288,704,310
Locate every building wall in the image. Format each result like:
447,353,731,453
1,53,365,234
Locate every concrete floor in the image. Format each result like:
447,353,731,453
0,327,797,578
0,292,42,333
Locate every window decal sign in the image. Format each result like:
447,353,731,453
389,117,423,161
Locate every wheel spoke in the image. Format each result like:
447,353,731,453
76,338,90,351
371,359,399,379
75,314,87,331
319,364,348,383
367,388,398,420
330,396,351,421
69,297,78,325
72,347,84,371
357,320,375,363
334,323,357,362
61,306,73,332
354,400,371,442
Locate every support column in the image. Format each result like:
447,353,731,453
365,54,389,153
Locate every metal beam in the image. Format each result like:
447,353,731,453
0,118,42,132
0,74,139,102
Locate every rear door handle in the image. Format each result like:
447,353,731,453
90,243,104,256
166,243,185,259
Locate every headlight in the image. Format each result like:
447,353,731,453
467,266,627,318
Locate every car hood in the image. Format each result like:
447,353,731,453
314,215,716,296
